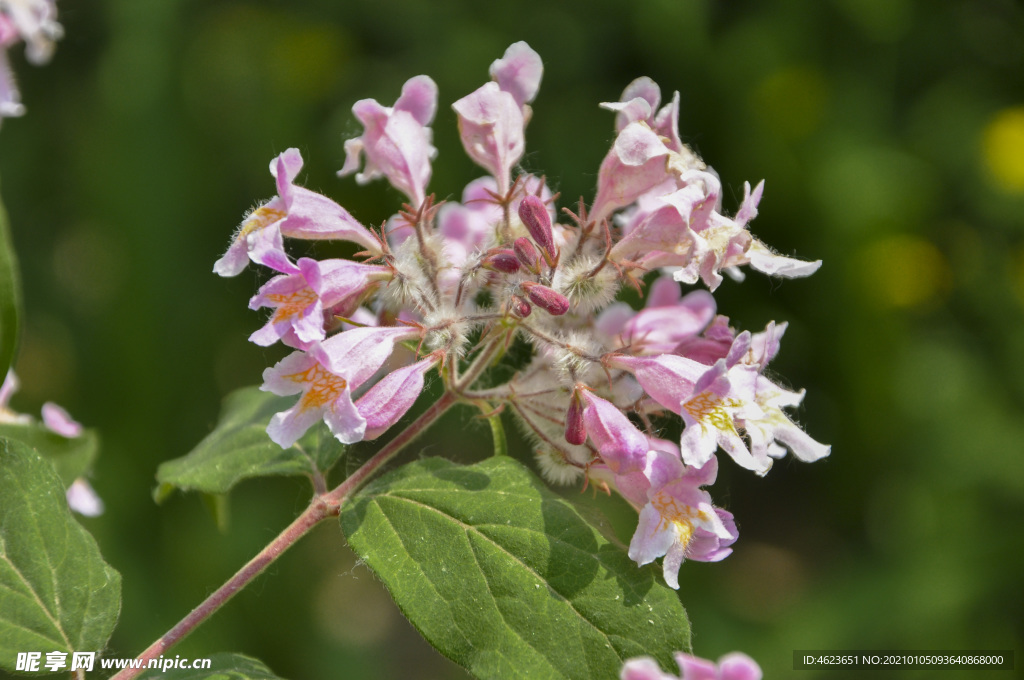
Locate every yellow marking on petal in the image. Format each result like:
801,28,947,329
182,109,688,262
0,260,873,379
683,391,736,432
651,491,696,546
268,287,318,323
238,205,287,241
283,363,347,410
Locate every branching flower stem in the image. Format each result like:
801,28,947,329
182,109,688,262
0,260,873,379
113,389,461,680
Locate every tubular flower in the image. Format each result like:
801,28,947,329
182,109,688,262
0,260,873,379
629,452,736,590
225,42,827,588
355,354,440,440
452,42,542,193
248,257,391,349
215,148,381,277
261,326,421,447
339,75,439,207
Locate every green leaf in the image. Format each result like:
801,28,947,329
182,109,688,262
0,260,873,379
0,422,99,487
136,652,286,679
340,457,690,680
0,182,22,380
0,438,121,670
156,386,345,501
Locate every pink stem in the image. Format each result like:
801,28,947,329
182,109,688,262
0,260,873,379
114,391,460,678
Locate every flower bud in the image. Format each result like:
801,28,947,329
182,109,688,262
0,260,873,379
482,249,521,274
521,281,569,316
510,294,532,317
564,391,586,445
513,236,539,271
518,195,555,254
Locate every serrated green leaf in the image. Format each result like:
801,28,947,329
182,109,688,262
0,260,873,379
136,652,285,679
0,182,22,381
0,422,99,487
0,438,121,671
156,386,345,500
340,457,690,680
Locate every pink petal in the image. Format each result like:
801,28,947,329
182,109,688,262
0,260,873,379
41,402,82,438
620,657,675,680
313,326,419,387
746,240,822,278
489,41,543,108
394,74,438,126
267,397,326,449
592,124,673,226
66,479,104,517
716,653,763,680
675,653,720,680
581,393,648,473
452,82,524,192
356,356,437,439
322,387,366,444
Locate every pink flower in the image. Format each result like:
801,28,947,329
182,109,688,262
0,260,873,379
489,41,543,110
621,651,762,680
248,257,391,349
739,322,831,465
598,276,716,355
602,76,685,155
66,478,104,517
453,82,525,193
0,0,61,125
628,452,736,589
261,326,420,447
591,121,673,225
355,354,440,440
339,75,439,207
41,401,82,437
215,149,381,277
673,179,822,289
606,353,707,416
580,392,647,475
678,357,766,473
0,0,61,64
452,42,543,193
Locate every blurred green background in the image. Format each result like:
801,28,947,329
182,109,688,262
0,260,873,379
2,0,1023,678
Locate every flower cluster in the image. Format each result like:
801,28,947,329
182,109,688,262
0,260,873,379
218,42,829,589
0,0,61,125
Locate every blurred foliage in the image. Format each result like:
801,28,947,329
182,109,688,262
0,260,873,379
1,0,1022,678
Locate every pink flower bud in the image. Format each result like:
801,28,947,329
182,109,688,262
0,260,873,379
513,236,539,270
518,195,555,254
564,392,586,445
482,249,521,274
510,294,532,317
520,281,569,316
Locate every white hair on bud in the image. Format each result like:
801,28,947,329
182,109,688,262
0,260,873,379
535,448,584,485
384,236,439,313
550,331,602,386
553,255,619,314
422,309,470,356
